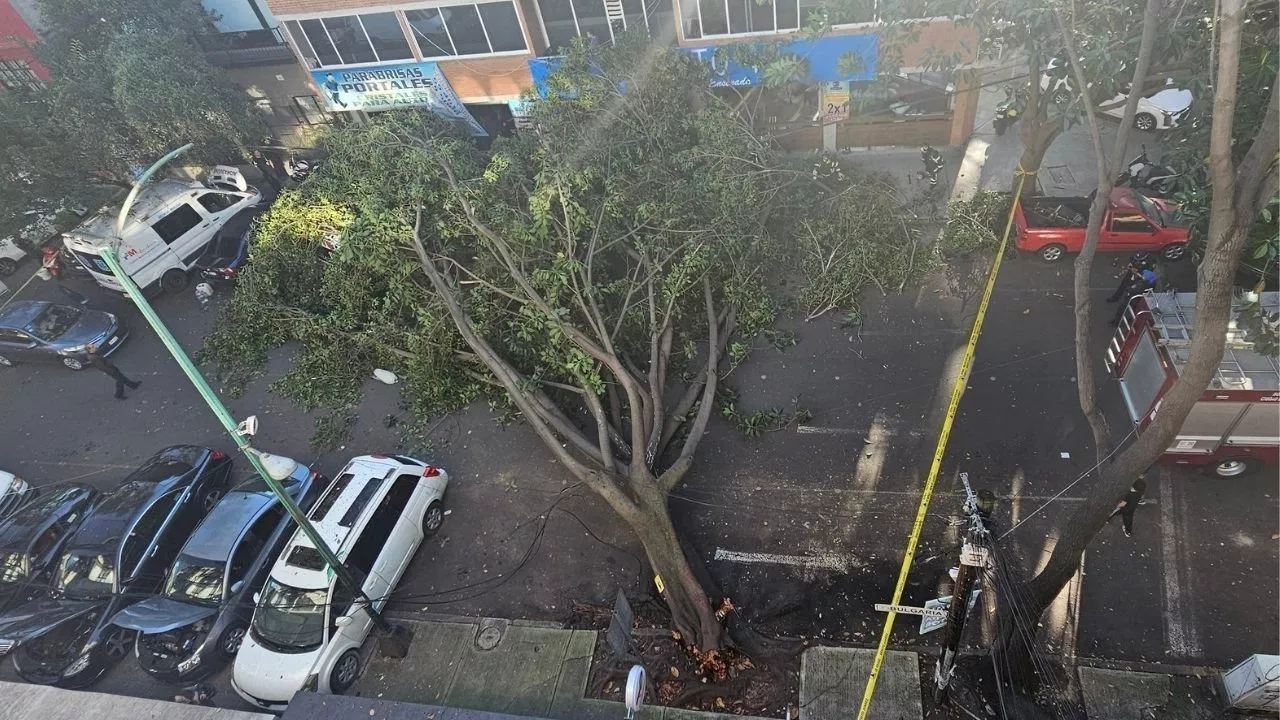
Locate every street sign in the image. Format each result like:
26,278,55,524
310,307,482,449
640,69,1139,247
874,603,947,618
919,589,982,635
960,545,990,567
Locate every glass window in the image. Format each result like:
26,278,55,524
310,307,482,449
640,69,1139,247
1112,215,1155,233
406,8,456,57
571,0,612,41
0,551,28,585
776,0,798,28
311,472,354,522
0,328,30,344
360,12,414,61
24,304,81,342
697,0,728,36
295,19,340,66
328,581,355,635
202,0,267,32
58,551,116,598
251,578,328,652
323,15,377,64
538,0,580,48
122,491,180,574
164,554,226,603
443,4,491,55
151,203,202,245
197,192,239,214
478,2,526,51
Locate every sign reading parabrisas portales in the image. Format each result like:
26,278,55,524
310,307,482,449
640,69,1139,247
311,61,487,137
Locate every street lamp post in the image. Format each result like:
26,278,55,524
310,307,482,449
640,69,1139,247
101,146,409,657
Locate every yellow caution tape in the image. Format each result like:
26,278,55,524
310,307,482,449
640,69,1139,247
855,167,1033,719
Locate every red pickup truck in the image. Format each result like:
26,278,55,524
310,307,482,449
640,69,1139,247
1014,188,1189,262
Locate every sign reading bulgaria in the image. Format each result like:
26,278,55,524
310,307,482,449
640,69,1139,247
311,61,487,136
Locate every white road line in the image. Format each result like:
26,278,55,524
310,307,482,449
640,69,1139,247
700,486,1156,504
1160,476,1203,658
796,425,926,438
713,548,856,571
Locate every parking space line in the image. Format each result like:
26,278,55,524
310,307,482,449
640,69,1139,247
1160,475,1203,658
713,548,857,571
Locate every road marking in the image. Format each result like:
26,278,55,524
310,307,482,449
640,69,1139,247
796,425,926,438
1160,476,1203,658
694,485,1156,504
713,548,857,571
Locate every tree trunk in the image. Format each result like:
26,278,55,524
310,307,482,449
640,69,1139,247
1012,104,1061,198
625,479,723,651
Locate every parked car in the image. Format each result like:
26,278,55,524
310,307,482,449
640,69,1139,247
1043,58,1193,131
0,446,232,687
0,300,127,370
0,471,38,519
0,484,99,617
232,455,450,710
192,205,263,286
1014,188,1189,262
112,460,326,683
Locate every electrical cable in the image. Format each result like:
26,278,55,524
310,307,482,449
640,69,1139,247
997,425,1139,540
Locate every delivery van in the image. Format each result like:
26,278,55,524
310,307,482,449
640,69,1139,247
62,167,262,294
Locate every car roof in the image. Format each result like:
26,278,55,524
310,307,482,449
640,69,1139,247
0,301,48,329
180,491,276,563
271,456,404,587
0,484,95,552
67,446,210,550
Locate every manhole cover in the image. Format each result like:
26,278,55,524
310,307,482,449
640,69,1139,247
476,625,503,650
1045,165,1076,186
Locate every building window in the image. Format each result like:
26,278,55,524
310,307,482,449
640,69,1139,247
682,0,903,39
537,0,662,50
285,11,415,67
0,60,44,92
403,2,528,58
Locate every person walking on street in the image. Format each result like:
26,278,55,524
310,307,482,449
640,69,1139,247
1108,475,1148,537
1107,253,1151,302
252,149,280,193
86,343,140,399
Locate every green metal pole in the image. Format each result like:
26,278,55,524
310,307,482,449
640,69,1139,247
103,153,402,644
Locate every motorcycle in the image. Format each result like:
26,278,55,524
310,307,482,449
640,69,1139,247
1115,145,1179,197
992,86,1027,136
288,154,319,183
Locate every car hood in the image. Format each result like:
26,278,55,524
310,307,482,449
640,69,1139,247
111,596,218,634
0,597,104,647
54,310,117,348
233,631,321,703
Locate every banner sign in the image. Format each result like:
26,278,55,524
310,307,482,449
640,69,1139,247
311,61,487,136
528,33,878,97
820,81,850,124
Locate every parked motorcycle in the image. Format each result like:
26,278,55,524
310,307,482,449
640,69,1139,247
1115,145,1179,197
992,86,1027,136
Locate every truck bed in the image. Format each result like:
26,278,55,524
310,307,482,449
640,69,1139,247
1020,196,1091,228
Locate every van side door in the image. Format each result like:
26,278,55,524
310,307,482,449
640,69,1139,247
372,474,424,593
148,202,209,271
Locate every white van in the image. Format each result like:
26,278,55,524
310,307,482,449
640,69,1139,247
62,167,262,294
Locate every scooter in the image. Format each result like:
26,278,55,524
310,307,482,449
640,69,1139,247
1115,145,1179,197
992,85,1027,136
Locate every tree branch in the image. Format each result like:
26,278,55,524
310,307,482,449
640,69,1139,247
662,278,721,492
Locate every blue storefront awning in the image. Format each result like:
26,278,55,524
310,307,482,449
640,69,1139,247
528,33,879,97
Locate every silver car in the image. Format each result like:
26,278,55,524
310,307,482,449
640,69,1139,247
0,300,126,370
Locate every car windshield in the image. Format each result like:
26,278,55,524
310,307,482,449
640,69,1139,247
0,551,27,585
1134,193,1166,227
251,578,327,652
164,554,226,604
24,304,81,341
57,551,116,597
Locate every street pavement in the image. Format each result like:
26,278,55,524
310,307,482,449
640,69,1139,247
0,81,1273,714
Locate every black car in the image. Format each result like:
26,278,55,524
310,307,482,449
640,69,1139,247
193,206,261,285
0,446,232,687
112,461,325,683
0,484,99,618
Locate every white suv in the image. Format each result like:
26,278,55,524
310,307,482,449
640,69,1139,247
231,454,449,710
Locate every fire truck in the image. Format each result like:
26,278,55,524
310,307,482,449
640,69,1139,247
1105,290,1279,478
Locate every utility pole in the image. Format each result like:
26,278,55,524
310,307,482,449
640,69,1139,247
103,146,409,657
934,473,994,704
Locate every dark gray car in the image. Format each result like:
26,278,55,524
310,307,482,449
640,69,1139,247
0,300,127,370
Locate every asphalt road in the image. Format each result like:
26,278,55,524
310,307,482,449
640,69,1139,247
0,161,1273,711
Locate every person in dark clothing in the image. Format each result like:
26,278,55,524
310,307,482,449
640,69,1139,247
1108,475,1148,537
1107,254,1152,302
86,343,140,399
1109,265,1158,325
252,149,280,192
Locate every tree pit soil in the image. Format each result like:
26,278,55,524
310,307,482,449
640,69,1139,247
571,601,799,718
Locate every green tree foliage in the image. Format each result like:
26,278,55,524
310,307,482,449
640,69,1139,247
204,37,935,654
0,0,265,228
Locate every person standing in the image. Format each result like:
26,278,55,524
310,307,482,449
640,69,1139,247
251,149,280,193
85,343,140,400
1108,475,1148,537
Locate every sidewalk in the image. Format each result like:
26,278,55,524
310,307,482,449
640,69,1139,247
351,617,927,720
